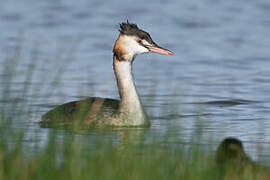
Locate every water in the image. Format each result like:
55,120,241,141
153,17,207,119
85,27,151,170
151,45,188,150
1,0,270,164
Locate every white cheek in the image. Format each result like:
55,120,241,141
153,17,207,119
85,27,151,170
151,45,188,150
141,39,151,46
123,36,149,56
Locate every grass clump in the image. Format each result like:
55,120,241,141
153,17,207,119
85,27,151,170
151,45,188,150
0,132,219,180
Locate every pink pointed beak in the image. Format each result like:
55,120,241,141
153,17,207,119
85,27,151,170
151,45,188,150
147,45,174,55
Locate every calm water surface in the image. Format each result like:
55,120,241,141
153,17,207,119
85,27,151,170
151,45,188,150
1,0,270,163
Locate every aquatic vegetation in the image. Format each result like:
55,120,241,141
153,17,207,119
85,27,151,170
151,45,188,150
0,132,219,180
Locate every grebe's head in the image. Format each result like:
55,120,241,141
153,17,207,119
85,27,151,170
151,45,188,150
113,21,173,61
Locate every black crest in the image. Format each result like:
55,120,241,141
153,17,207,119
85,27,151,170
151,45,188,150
119,21,154,44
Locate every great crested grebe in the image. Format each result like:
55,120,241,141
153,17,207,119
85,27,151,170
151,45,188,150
40,21,173,128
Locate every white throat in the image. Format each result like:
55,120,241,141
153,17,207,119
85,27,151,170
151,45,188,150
113,56,149,125
113,59,141,106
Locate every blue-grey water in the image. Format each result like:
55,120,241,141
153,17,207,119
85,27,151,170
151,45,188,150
1,0,270,164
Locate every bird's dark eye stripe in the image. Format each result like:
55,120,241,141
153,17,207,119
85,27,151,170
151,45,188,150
136,39,149,49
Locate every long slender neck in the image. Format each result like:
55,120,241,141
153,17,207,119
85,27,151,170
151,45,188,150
112,38,149,126
113,55,142,110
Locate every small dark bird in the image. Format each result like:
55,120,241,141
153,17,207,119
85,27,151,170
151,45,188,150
216,137,270,180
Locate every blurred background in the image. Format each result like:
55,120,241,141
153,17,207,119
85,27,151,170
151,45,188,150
0,0,270,164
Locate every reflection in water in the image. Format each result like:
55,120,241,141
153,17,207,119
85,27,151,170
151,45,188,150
56,127,148,152
113,128,148,151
